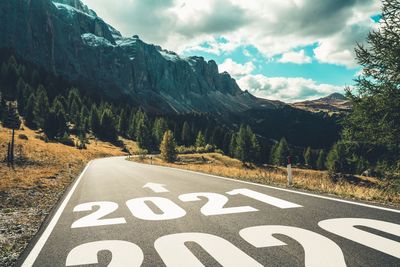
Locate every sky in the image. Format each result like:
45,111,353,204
81,0,381,103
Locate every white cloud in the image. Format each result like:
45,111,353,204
219,59,255,79
237,74,344,103
314,19,377,68
81,0,381,68
278,50,312,64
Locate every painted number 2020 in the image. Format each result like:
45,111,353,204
66,218,400,267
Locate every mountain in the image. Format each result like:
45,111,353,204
0,0,341,148
292,93,351,113
0,0,279,116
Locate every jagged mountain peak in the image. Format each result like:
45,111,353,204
0,0,277,115
52,0,97,17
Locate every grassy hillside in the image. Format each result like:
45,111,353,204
131,153,400,206
0,125,136,266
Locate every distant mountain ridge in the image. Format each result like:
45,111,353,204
292,93,351,113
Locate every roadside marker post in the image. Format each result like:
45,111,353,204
287,156,292,186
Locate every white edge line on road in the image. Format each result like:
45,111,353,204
133,159,400,214
21,161,92,267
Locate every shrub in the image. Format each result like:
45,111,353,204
59,132,74,147
18,134,28,140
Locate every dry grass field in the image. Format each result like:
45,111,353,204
0,125,130,266
133,153,400,207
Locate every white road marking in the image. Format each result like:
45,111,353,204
66,240,144,266
143,182,169,193
132,160,400,214
227,188,302,209
319,218,400,258
155,232,263,267
240,225,347,267
21,161,92,267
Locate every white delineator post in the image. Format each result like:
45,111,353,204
287,156,293,186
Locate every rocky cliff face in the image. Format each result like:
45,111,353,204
0,0,279,114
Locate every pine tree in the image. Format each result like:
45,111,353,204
304,147,313,168
55,109,68,137
269,142,278,164
181,121,191,146
235,125,260,163
16,78,27,114
0,93,6,122
89,105,101,135
229,133,238,158
24,93,36,128
78,105,89,134
3,103,21,130
98,108,117,141
33,85,50,128
316,149,326,170
153,117,168,146
236,125,252,162
326,143,347,174
272,137,290,166
44,110,59,139
69,99,81,125
136,111,152,150
117,109,129,137
195,131,206,148
160,130,177,163
127,112,137,140
343,0,400,159
222,132,232,155
250,131,261,163
52,97,66,117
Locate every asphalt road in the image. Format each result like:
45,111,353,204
18,157,400,267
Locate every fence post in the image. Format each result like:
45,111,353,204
10,128,15,167
7,142,11,167
287,156,293,186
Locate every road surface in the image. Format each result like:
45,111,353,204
17,157,400,266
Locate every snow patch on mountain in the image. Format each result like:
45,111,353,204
53,2,96,19
81,33,114,47
158,50,181,62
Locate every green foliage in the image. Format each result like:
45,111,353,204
59,132,74,147
44,109,67,139
303,147,313,168
341,0,400,177
160,130,177,163
117,108,129,137
235,125,260,163
44,111,59,139
0,93,6,122
89,105,101,135
76,134,87,150
181,121,191,146
195,131,206,148
316,149,326,170
229,133,238,158
326,143,347,174
33,85,50,128
153,117,168,146
16,78,28,115
3,103,21,129
272,137,290,166
98,108,117,141
135,110,152,150
24,93,36,128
